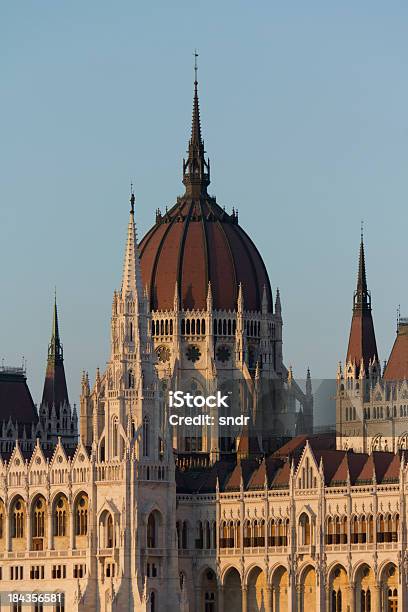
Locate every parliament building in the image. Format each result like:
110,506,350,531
0,71,406,612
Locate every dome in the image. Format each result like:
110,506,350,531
140,197,272,312
139,79,272,313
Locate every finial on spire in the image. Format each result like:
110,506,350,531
130,184,135,214
194,49,198,84
361,219,364,242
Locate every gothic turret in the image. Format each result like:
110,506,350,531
40,295,77,447
346,233,379,373
41,295,69,414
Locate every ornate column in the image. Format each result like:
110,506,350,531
242,585,248,612
297,585,303,612
47,508,53,550
372,583,381,612
346,583,355,612
5,508,10,552
26,504,31,551
69,506,75,549
265,585,272,612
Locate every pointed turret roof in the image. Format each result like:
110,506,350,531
384,319,408,381
41,295,69,414
121,191,143,301
346,234,378,370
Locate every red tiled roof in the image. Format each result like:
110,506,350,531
384,323,408,381
139,197,272,312
346,311,378,370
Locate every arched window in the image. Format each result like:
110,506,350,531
75,495,88,536
367,515,374,543
351,516,358,544
107,514,113,548
143,417,150,457
332,589,342,612
176,521,181,548
196,521,204,549
387,588,398,612
128,369,134,389
377,513,385,543
205,521,211,549
112,418,119,457
54,495,68,537
32,496,46,550
361,589,371,612
360,515,367,543
182,521,188,549
243,520,251,548
147,513,157,548
12,497,25,539
326,516,333,545
150,591,155,612
299,513,311,545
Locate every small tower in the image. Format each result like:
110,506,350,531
346,231,379,377
40,294,77,447
337,231,378,451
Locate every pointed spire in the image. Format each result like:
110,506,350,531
173,281,180,312
354,226,370,312
206,281,213,311
182,53,210,197
275,288,281,316
41,293,69,413
346,230,378,371
237,283,244,313
191,53,202,146
49,291,62,363
121,189,143,302
306,368,312,396
262,285,268,314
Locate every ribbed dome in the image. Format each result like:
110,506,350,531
139,75,272,313
139,196,272,312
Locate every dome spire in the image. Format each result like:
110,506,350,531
182,51,210,197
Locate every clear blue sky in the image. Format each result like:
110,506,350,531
1,1,407,407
